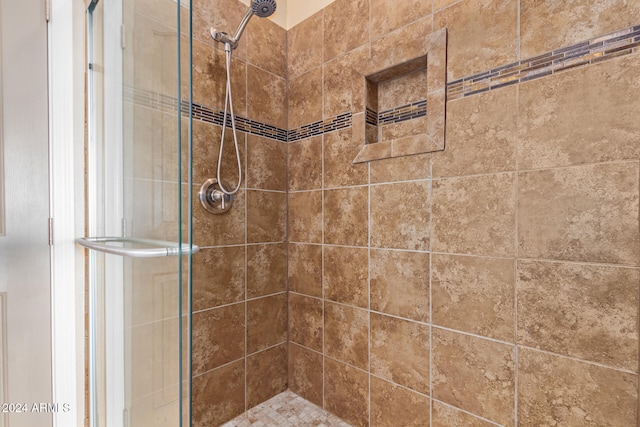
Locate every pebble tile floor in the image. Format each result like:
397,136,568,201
221,390,352,426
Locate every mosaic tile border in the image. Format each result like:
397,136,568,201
377,100,427,125
366,100,428,127
191,102,289,142
126,23,640,144
124,87,350,143
124,87,291,142
287,112,352,142
365,107,378,126
447,23,640,100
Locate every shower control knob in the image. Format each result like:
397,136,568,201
199,178,234,214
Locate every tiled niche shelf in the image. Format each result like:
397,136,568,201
363,61,428,145
352,28,447,163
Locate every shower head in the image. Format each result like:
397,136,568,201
210,0,277,50
251,0,277,18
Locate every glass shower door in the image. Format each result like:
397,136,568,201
81,0,193,426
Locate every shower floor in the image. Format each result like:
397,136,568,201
221,390,352,426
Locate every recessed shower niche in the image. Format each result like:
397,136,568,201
353,28,447,163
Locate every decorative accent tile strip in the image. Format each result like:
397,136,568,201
378,100,427,125
191,103,289,142
125,86,350,142
447,23,640,100
366,100,427,127
125,23,640,143
287,112,352,142
366,107,378,126
124,87,290,142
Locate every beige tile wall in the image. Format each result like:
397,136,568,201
188,0,640,425
189,0,288,425
286,0,640,426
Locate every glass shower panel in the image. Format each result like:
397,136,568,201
122,0,192,426
84,0,192,425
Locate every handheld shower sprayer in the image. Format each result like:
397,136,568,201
200,0,278,213
210,0,277,50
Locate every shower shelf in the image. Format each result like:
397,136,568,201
76,236,199,258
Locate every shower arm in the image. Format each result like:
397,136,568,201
232,9,254,44
210,8,254,50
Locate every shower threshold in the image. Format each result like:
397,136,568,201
221,390,352,426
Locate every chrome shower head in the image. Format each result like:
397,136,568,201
251,0,277,18
211,0,278,50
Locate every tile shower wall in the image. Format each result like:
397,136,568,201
189,0,288,425
287,1,640,427
188,0,640,425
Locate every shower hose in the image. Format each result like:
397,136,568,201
216,42,243,195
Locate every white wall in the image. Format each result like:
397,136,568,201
0,0,52,425
239,0,336,29
286,0,335,28
49,0,86,425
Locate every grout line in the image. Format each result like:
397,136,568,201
428,154,434,425
513,79,521,427
367,156,372,427
513,256,640,270
320,13,326,409
433,170,517,182
637,159,640,425
515,158,640,174
243,109,249,411
288,176,434,193
287,187,323,195
429,251,514,261
197,241,286,250
322,182,371,191
292,293,428,325
432,399,505,427
322,354,372,377
244,187,287,193
364,3,373,424
428,250,640,270
193,341,289,381
517,345,640,375
516,0,521,62
286,241,324,248
284,67,291,393
368,177,432,186
192,291,288,315
369,372,430,399
288,291,327,303
432,324,518,347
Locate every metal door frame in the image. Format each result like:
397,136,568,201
87,0,126,425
